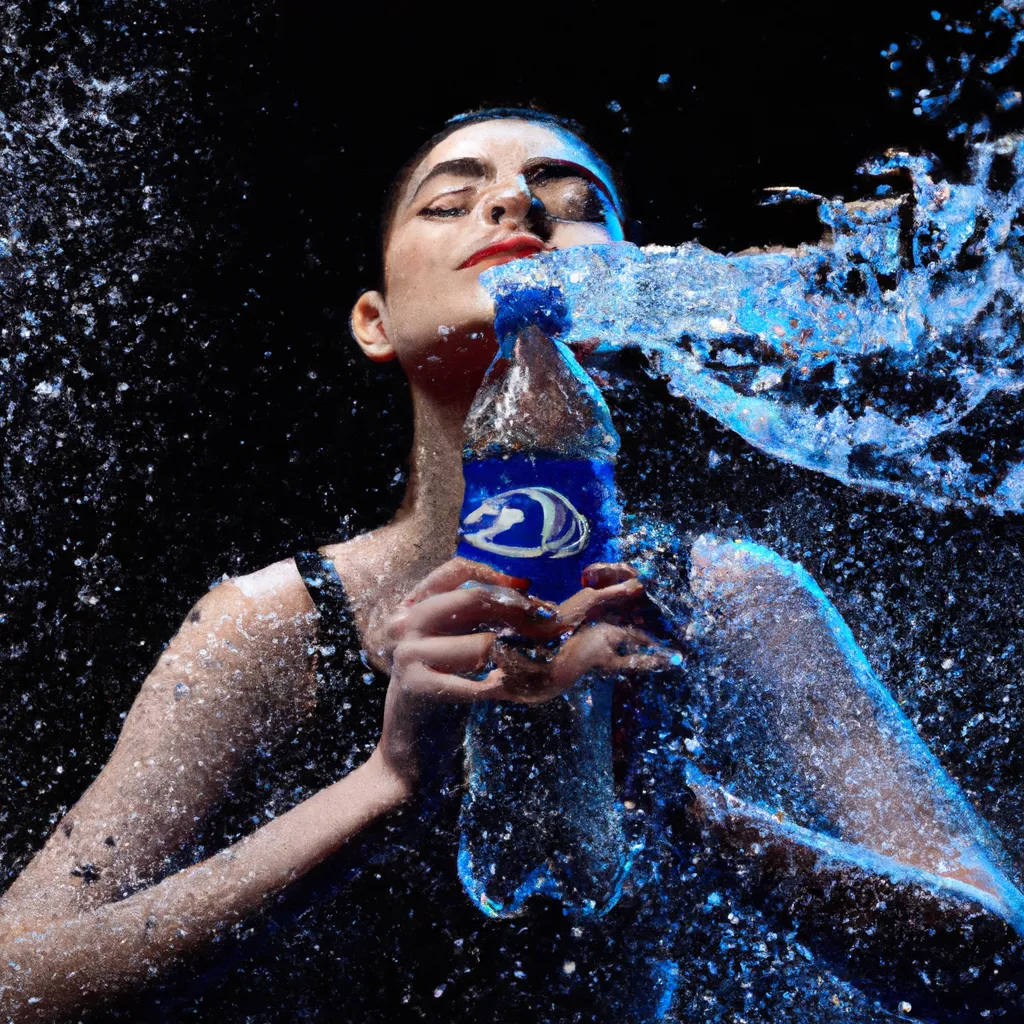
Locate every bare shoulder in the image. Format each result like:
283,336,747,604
158,556,322,686
220,555,318,619
118,555,325,752
201,555,325,698
688,533,812,604
687,533,852,664
1,558,323,921
131,556,323,746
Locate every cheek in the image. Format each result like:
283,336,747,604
384,236,492,335
385,236,441,292
549,222,623,247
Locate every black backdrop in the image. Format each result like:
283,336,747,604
3,0,1024,1016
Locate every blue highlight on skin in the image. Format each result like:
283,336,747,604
689,538,1024,935
476,155,1024,1003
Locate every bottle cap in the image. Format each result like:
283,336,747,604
493,285,570,354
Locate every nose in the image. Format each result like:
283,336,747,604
480,174,534,228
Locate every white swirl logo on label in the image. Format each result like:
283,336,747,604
461,487,590,560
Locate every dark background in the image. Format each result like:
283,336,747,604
3,0,1024,1007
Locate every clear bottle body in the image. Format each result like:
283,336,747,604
456,324,632,918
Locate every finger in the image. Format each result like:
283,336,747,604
398,664,506,704
579,579,679,642
489,640,555,702
557,577,646,630
402,557,529,607
612,651,682,673
581,562,638,589
396,633,497,675
595,622,676,655
403,584,562,639
550,623,680,688
400,662,562,707
493,625,681,706
601,623,683,670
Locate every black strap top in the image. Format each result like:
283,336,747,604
292,547,369,687
127,543,898,1023
279,548,690,1023
288,548,393,789
280,545,917,1024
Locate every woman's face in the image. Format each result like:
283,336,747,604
352,119,625,393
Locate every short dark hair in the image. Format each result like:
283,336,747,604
375,106,628,290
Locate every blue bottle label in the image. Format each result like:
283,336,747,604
456,455,622,602
456,453,631,918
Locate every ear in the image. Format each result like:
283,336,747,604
350,289,396,363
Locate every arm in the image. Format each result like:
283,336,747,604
0,751,407,1020
374,558,674,786
1,555,669,1021
684,533,1024,1013
686,765,1024,1017
687,532,1023,908
0,556,415,1021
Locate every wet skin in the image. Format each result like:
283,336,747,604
1,118,1022,1021
0,119,674,1022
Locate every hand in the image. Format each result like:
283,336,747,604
374,558,679,792
375,558,562,791
495,561,679,702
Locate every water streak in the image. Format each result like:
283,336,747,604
482,135,1024,514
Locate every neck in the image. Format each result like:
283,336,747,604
392,384,473,546
340,384,473,662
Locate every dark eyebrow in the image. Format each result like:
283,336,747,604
406,157,489,207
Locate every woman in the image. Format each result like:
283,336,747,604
1,108,1021,1022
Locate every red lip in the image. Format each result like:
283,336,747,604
459,235,548,270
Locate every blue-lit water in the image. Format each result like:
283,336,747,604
4,1,1024,1021
474,123,1024,1018
482,134,1024,516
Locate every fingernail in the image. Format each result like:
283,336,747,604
529,605,560,622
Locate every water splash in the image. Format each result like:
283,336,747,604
883,1,1024,139
482,134,1024,514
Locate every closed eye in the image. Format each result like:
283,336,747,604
419,186,473,218
524,165,586,186
420,206,467,218
526,165,612,224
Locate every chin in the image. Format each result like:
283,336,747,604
433,301,497,347
442,329,498,377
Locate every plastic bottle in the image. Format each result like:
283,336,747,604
455,288,633,918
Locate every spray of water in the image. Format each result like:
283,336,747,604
482,134,1024,515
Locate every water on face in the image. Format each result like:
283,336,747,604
471,33,1024,1012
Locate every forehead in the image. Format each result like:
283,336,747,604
404,119,615,200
